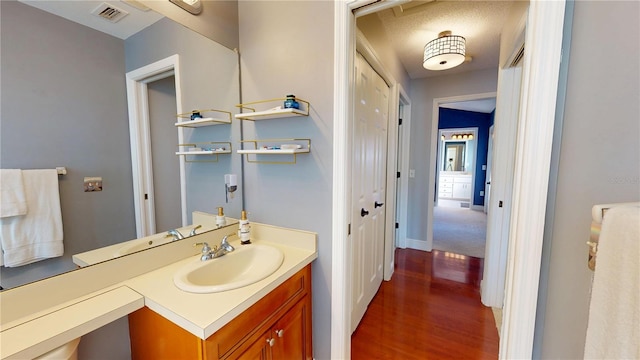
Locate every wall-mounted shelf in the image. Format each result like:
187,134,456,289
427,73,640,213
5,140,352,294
235,98,310,121
175,109,232,127
237,139,311,164
176,142,232,162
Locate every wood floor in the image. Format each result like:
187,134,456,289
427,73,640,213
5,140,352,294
351,249,499,359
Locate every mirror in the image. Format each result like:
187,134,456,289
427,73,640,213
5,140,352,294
0,1,242,289
443,142,466,172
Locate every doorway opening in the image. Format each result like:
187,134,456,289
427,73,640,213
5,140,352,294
125,54,186,238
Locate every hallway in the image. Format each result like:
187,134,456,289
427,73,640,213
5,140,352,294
351,249,499,359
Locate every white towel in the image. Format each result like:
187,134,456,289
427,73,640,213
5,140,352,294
0,169,28,218
0,169,64,267
584,206,640,359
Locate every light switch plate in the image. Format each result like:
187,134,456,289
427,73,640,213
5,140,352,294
409,169,415,178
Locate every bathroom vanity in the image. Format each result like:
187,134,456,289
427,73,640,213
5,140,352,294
0,220,317,360
129,265,312,359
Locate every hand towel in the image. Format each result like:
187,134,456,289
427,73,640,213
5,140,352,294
0,169,64,267
584,206,640,359
0,169,28,218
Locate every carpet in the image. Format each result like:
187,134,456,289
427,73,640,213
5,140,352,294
433,206,487,258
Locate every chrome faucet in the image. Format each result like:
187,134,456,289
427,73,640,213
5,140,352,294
167,229,185,240
189,225,202,237
195,234,235,261
167,225,202,241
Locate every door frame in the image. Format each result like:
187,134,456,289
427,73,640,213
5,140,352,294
125,54,187,238
428,94,495,252
332,1,566,358
395,91,411,250
435,126,479,209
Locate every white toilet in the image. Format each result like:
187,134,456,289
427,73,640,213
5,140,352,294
34,338,81,360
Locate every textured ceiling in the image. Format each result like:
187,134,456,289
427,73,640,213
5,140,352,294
375,0,516,79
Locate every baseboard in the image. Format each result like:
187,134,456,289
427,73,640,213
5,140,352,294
406,238,429,251
471,205,485,211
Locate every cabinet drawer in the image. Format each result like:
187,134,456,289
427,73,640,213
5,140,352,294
205,265,311,359
440,176,454,184
439,182,453,190
454,176,472,184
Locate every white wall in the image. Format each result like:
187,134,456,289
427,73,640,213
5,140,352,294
536,1,640,357
407,69,498,244
237,2,334,359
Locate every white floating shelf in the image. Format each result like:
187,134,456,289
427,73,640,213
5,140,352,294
235,107,308,121
174,117,231,128
176,149,231,156
237,148,310,155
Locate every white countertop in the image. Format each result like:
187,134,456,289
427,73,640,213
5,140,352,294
124,223,317,339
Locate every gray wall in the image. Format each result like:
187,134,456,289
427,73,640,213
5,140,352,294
0,0,136,288
407,69,498,244
237,1,334,359
536,1,640,358
140,0,239,50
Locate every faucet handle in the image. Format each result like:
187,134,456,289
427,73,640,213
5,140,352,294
189,225,202,237
220,233,236,251
194,242,211,254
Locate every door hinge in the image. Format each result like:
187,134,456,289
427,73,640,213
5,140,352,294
499,200,503,208
397,172,401,178
399,118,403,125
144,193,148,200
348,223,351,236
395,222,399,229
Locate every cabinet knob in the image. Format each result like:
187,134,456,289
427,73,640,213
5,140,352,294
267,338,275,347
374,201,384,208
361,208,369,217
276,329,284,338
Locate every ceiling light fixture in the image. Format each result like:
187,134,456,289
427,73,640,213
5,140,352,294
169,0,202,15
423,30,466,71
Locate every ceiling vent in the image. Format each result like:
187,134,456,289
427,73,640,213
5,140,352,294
91,2,129,23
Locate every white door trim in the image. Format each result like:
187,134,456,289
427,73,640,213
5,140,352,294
428,92,496,252
396,88,411,250
500,1,565,357
333,1,566,359
125,54,187,238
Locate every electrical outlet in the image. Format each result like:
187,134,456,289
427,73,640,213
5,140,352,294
482,164,487,170
84,177,103,192
480,190,485,196
409,169,415,178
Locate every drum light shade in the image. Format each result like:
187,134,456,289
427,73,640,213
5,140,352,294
423,31,466,71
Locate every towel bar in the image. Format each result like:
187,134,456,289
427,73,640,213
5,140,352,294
589,202,640,270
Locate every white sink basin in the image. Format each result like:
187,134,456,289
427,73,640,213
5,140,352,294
173,244,284,294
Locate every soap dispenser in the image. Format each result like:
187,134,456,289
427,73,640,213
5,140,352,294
216,207,226,228
239,210,251,245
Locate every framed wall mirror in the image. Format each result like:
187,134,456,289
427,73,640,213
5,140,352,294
443,142,466,172
0,0,242,290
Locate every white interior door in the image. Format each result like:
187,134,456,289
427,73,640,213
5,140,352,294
351,53,389,333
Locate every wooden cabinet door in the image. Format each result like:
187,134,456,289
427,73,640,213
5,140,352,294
234,332,269,360
269,296,311,360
